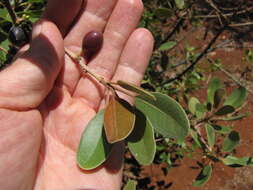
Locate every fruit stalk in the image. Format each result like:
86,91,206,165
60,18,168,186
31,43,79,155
65,48,108,86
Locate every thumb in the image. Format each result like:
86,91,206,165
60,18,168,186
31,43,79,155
0,20,64,111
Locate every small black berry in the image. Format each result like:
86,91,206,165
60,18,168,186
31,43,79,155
8,25,28,47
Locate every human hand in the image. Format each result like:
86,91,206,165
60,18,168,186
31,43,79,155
0,0,154,189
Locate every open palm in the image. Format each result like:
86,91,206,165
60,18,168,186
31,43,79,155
0,0,153,189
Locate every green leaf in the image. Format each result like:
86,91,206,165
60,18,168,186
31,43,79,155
188,97,200,115
123,180,136,190
116,80,156,101
207,78,222,106
224,87,247,108
77,110,112,170
0,8,11,22
214,89,225,108
222,156,253,167
193,165,212,187
175,0,185,9
195,103,207,119
215,105,235,116
159,41,177,51
154,7,172,17
135,92,190,143
222,131,240,152
190,129,202,148
127,110,156,165
205,124,215,149
211,125,232,134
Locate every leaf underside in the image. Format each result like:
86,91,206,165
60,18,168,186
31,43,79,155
104,96,136,143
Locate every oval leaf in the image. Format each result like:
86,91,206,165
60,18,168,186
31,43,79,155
222,156,253,167
127,110,156,165
135,92,189,143
188,97,200,115
104,96,136,143
123,180,136,190
196,103,207,119
175,0,185,9
214,89,225,108
190,129,202,148
207,78,222,106
193,165,212,187
224,87,247,108
205,124,215,149
77,110,112,170
117,80,156,101
222,131,240,152
159,41,177,51
154,7,172,17
211,125,232,134
215,105,235,116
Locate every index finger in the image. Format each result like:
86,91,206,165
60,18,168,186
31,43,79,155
42,0,84,36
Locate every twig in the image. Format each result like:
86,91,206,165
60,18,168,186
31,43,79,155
2,0,17,24
194,123,212,152
161,26,225,85
65,48,138,98
229,22,253,27
215,64,253,96
205,0,228,24
65,48,107,85
195,7,253,18
0,46,8,54
156,17,185,49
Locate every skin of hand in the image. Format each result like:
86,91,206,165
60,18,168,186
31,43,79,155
0,0,154,189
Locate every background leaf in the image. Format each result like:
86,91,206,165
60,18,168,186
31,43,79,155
123,180,136,190
127,110,156,165
222,131,240,152
214,89,225,108
222,156,253,167
193,165,212,186
104,97,135,143
211,125,232,134
0,8,11,22
190,129,202,148
215,105,235,116
205,124,215,149
135,92,189,143
159,41,177,51
77,110,112,170
207,78,222,106
195,103,207,119
220,113,250,121
224,87,247,108
175,0,185,9
154,7,172,17
188,97,200,115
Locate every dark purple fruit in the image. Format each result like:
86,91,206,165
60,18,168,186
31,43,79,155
82,31,103,58
8,25,28,47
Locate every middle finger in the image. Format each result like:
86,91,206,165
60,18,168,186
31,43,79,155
60,0,118,93
73,0,144,110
